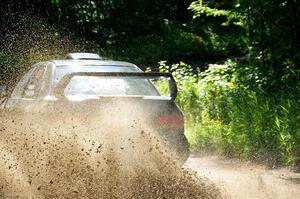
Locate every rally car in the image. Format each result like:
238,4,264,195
0,53,189,164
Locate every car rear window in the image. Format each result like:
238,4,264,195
64,76,160,97
54,66,160,98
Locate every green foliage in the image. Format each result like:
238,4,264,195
189,0,300,85
187,1,248,59
189,1,244,27
159,60,300,165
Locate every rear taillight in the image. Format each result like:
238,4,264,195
157,115,184,129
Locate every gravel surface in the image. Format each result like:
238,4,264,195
186,153,300,199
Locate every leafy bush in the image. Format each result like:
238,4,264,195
158,60,300,165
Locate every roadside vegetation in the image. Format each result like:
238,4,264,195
0,0,299,166
157,60,300,165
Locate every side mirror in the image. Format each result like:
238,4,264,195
0,85,7,98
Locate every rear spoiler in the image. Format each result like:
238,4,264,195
54,72,178,100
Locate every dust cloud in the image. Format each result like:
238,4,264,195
0,102,223,199
0,13,97,88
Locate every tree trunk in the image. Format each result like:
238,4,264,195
288,0,299,68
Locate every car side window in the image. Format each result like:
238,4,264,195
22,64,47,99
10,67,36,99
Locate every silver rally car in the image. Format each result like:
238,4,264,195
0,53,190,163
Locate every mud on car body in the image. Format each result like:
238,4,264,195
0,53,190,164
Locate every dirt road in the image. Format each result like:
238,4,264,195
185,153,300,199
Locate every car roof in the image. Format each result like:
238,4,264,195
65,53,102,60
49,60,140,69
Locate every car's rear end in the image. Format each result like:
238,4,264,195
47,59,189,164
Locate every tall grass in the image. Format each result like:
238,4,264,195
158,60,300,166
